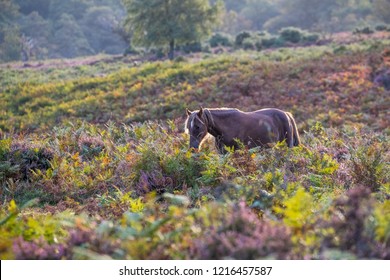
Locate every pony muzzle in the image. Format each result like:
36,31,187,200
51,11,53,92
189,147,200,153
189,141,200,152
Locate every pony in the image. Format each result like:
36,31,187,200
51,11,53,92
185,107,300,153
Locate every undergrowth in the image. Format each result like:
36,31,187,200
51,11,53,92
0,122,388,259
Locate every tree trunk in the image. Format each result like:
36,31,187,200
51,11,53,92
168,39,175,60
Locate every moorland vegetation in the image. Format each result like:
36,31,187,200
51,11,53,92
0,32,389,259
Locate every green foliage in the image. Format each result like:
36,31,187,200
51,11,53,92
52,14,94,58
209,32,233,47
0,26,21,62
275,187,316,229
279,27,304,43
373,201,390,244
122,0,223,59
234,31,252,47
0,0,127,62
349,141,389,192
353,26,375,35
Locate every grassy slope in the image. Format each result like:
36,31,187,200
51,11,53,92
0,39,389,260
1,40,389,133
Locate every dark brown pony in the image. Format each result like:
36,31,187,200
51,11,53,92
185,107,300,153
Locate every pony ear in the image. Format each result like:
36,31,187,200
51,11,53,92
198,107,203,117
186,108,192,116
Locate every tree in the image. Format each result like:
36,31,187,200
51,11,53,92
48,0,92,21
81,6,127,54
18,11,51,60
15,0,51,18
0,26,22,62
0,0,20,42
122,0,223,59
51,14,94,58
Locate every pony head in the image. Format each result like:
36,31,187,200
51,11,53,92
185,107,209,150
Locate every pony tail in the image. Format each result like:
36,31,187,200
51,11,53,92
286,112,301,147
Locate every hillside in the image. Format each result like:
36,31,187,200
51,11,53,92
0,39,389,260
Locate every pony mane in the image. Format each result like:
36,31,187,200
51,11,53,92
202,108,215,129
184,107,239,134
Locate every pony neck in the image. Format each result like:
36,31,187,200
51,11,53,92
203,109,223,137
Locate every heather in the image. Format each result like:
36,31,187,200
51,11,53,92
0,38,389,260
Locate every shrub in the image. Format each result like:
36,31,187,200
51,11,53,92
302,33,320,43
123,44,140,56
78,135,105,160
242,37,257,50
13,237,67,260
353,26,375,35
173,56,188,63
7,141,54,181
321,187,389,259
190,202,293,259
209,33,233,48
260,36,285,48
180,42,202,54
279,27,304,43
349,142,388,192
375,24,389,31
235,31,252,47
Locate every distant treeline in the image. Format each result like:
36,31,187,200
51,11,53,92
0,0,389,62
0,0,127,62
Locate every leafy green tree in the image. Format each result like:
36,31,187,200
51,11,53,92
49,0,93,21
0,26,21,62
0,0,21,62
216,0,246,12
0,0,19,42
122,0,223,59
15,0,51,18
18,12,51,60
81,6,127,54
51,13,94,58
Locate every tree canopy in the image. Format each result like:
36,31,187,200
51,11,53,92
123,0,223,59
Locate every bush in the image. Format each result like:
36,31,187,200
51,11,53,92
174,56,188,63
353,26,375,35
375,24,389,31
235,31,252,47
302,33,320,43
349,142,388,192
180,42,202,54
190,202,293,259
321,187,389,259
4,141,54,181
279,27,304,43
260,36,285,48
242,37,257,50
209,33,233,48
124,44,140,56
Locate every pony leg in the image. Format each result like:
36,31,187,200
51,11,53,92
286,112,301,147
215,136,228,154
